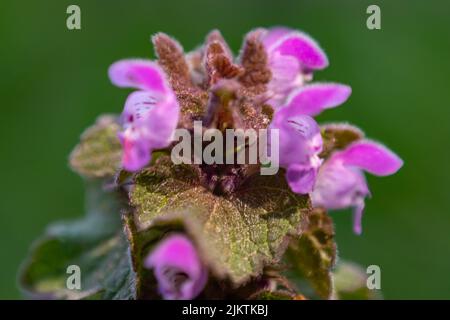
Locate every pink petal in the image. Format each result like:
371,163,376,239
286,163,319,194
145,234,207,300
144,96,180,149
121,91,159,125
262,27,292,49
272,32,329,70
269,111,322,167
119,91,179,172
312,160,369,210
333,140,404,176
118,129,151,172
108,59,168,94
285,83,352,116
353,200,365,235
267,52,302,101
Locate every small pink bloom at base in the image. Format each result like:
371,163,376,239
144,234,208,300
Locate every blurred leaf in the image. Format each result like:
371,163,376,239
285,208,336,299
69,115,122,178
19,181,136,299
320,123,364,159
128,157,311,286
251,290,294,300
332,261,382,300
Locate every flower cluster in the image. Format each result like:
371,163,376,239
108,27,403,299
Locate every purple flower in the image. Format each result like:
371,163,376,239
269,108,323,194
108,60,179,171
144,234,208,300
262,27,329,105
263,29,352,195
269,83,351,194
311,140,403,234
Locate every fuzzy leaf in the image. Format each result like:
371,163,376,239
320,123,364,159
252,290,294,300
205,41,243,85
285,208,336,299
128,157,311,285
332,261,382,300
152,32,192,89
19,182,136,300
69,115,122,178
239,29,272,93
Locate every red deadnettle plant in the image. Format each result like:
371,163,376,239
20,27,402,300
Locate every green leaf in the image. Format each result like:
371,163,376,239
19,181,136,300
320,123,364,159
128,157,311,285
284,208,336,299
69,115,122,178
251,290,294,300
332,261,382,300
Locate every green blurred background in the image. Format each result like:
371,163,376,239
1,0,449,299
